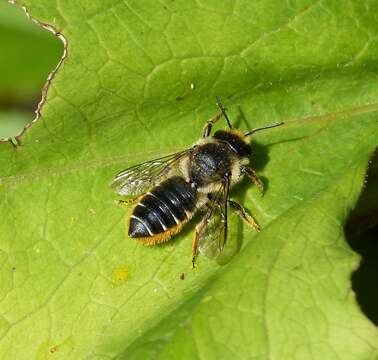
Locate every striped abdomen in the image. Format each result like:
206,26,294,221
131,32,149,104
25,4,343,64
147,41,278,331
129,176,197,242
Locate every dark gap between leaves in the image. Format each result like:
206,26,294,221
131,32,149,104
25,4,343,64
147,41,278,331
345,149,378,326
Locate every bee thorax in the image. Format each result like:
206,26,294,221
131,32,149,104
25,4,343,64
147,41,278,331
189,143,233,186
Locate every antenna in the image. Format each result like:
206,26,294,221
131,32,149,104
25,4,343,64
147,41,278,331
244,121,284,137
216,96,232,129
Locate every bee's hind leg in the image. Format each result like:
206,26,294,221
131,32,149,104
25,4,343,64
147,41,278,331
228,200,260,232
117,194,145,206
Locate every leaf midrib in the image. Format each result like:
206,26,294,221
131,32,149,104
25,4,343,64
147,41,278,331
1,101,378,188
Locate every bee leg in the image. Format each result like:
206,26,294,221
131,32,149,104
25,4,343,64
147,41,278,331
191,216,208,269
117,194,144,206
228,200,261,232
202,111,225,137
243,166,264,196
191,231,200,269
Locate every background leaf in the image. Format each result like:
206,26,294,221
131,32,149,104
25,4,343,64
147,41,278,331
0,1,377,359
0,1,63,139
0,1,62,100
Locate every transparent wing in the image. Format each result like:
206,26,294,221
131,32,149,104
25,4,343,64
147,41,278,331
111,149,191,196
198,177,230,260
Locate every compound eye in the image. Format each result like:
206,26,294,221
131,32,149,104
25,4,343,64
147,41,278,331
213,130,226,138
213,130,251,157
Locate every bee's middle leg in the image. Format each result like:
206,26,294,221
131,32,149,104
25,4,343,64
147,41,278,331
228,200,260,232
191,215,209,269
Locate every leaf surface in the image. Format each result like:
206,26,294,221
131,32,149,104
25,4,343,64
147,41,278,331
0,1,378,359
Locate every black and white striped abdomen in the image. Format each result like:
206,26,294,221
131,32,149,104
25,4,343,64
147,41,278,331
129,176,197,238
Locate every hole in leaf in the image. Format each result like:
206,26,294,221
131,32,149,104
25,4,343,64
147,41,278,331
345,149,378,326
0,2,64,141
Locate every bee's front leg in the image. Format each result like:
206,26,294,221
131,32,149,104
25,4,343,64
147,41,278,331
243,166,264,196
202,111,225,137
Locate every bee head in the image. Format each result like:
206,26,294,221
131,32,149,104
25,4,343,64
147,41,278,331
213,96,284,157
213,129,251,158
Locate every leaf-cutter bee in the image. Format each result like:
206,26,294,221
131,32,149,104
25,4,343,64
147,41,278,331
112,98,283,268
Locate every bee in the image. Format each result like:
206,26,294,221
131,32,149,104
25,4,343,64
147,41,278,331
112,98,283,268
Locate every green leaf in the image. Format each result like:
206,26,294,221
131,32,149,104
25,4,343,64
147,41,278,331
1,1,378,359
